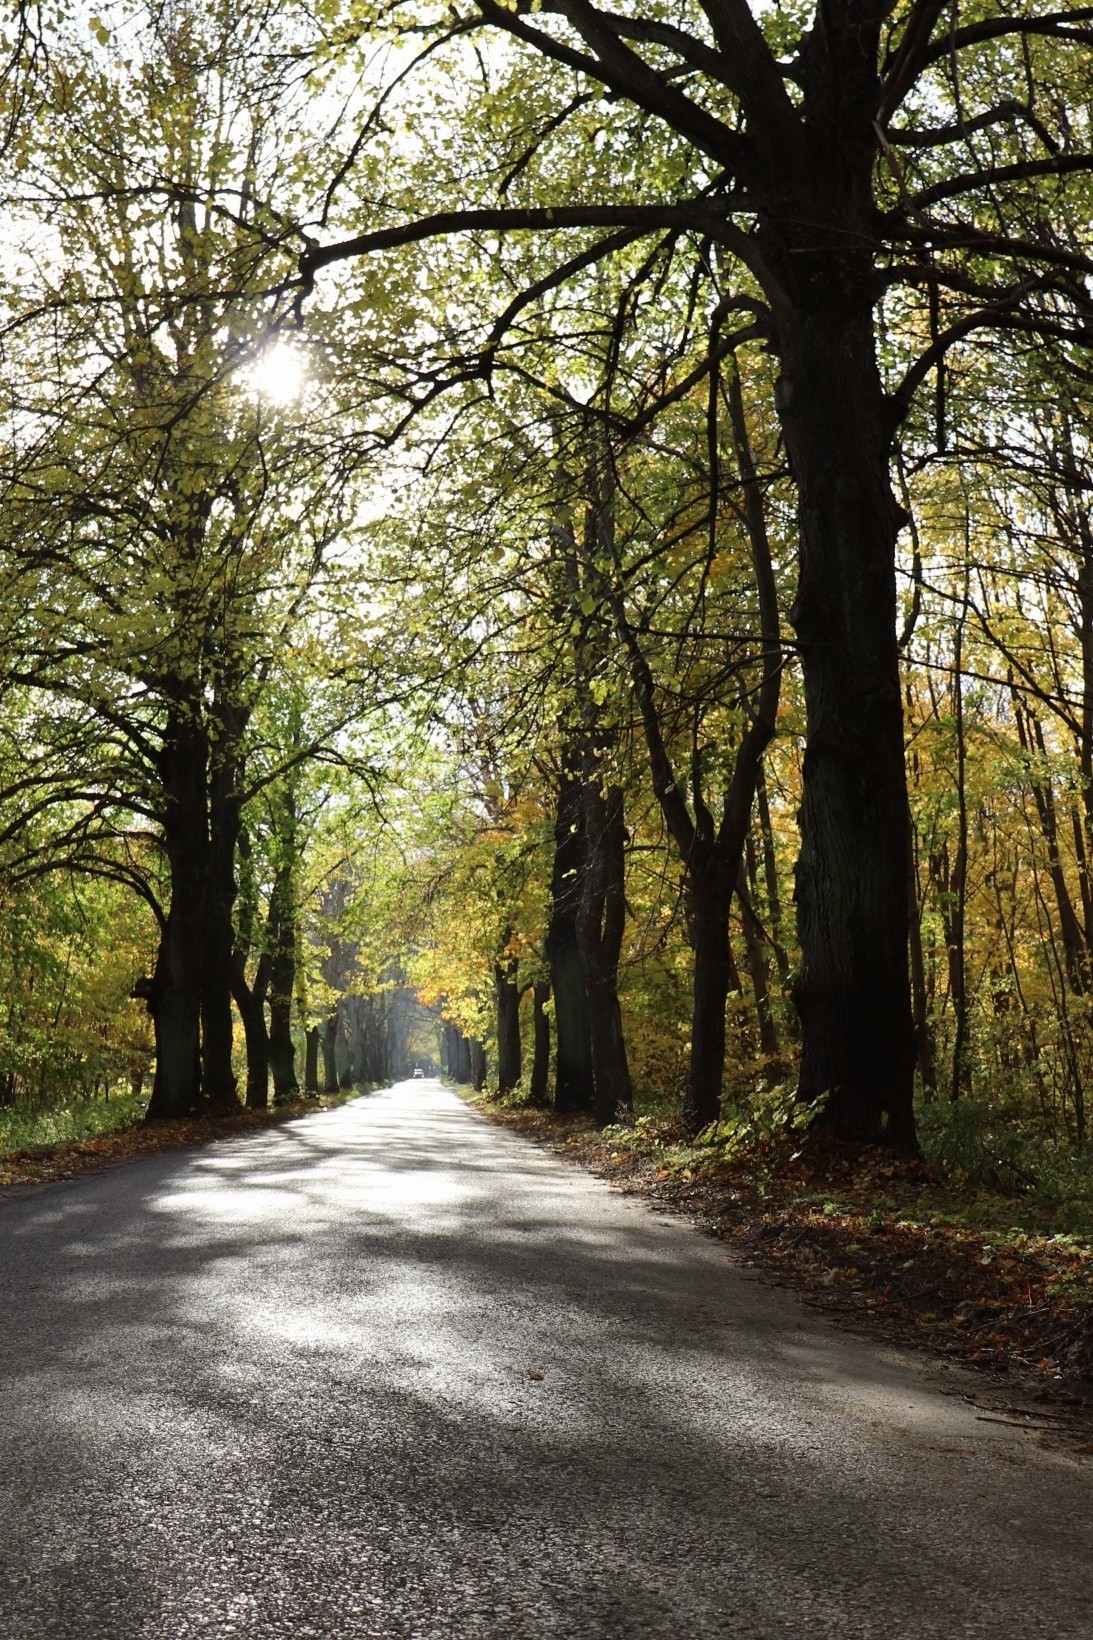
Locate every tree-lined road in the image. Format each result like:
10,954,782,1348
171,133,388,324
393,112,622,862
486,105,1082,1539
1,1081,1089,1638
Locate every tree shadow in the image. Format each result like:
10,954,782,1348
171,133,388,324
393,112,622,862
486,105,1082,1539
1,1083,1089,1638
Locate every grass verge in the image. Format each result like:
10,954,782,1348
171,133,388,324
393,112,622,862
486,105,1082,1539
0,1086,360,1189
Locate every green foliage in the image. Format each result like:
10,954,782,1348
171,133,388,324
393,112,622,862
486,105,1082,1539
918,1099,1093,1232
704,1081,819,1157
0,1085,148,1157
0,0,1088,1218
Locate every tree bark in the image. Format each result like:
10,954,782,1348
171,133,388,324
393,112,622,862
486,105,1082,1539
575,779,632,1125
530,981,550,1105
494,952,522,1094
144,710,207,1121
777,280,917,1151
685,862,735,1130
546,771,594,1112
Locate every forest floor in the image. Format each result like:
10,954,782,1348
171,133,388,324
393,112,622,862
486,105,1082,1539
465,1095,1093,1439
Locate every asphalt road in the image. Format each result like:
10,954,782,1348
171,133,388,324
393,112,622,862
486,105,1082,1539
0,1080,1089,1639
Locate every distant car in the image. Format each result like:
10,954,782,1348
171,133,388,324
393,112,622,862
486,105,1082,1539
412,1068,425,1078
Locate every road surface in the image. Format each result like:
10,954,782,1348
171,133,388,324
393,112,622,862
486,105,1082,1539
0,1080,1089,1638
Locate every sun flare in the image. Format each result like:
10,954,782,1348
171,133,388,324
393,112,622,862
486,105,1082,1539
248,340,306,404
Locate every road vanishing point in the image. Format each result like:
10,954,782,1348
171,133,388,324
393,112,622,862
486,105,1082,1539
1,1080,1090,1638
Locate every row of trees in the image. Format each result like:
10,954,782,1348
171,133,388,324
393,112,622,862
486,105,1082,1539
0,3,394,1116
293,0,1093,1156
0,2,1090,1164
382,374,1093,1155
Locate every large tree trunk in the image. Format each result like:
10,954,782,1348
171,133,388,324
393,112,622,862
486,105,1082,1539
145,713,207,1122
494,953,522,1095
469,1039,487,1091
779,287,917,1150
143,902,203,1121
546,773,594,1112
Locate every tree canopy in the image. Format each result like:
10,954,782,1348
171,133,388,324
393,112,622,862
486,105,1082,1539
0,0,1090,1182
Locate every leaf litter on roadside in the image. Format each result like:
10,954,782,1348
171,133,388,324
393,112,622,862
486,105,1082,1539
0,1096,346,1190
469,1098,1093,1426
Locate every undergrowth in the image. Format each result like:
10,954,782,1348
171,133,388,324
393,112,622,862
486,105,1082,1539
538,1078,1093,1244
0,1085,149,1155
916,1098,1093,1231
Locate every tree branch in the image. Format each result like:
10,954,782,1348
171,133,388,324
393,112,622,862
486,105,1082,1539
910,153,1093,212
298,203,749,293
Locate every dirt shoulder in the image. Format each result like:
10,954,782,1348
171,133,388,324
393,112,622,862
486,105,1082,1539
467,1096,1093,1447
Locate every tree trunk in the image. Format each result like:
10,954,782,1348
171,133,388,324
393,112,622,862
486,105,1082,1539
908,820,938,1099
575,780,632,1125
613,366,782,1135
304,1026,320,1094
948,617,972,1102
143,903,203,1121
737,862,780,1064
335,1001,353,1088
685,864,734,1132
322,1012,339,1094
201,697,247,1115
267,853,298,1106
530,981,550,1105
145,712,207,1122
469,1038,486,1090
546,773,594,1112
231,957,270,1110
494,953,522,1094
778,286,917,1151
755,766,791,992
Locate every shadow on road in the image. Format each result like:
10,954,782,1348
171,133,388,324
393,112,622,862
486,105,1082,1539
1,1082,1089,1639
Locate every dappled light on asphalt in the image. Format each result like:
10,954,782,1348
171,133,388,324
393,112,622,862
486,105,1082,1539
1,1081,1090,1638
